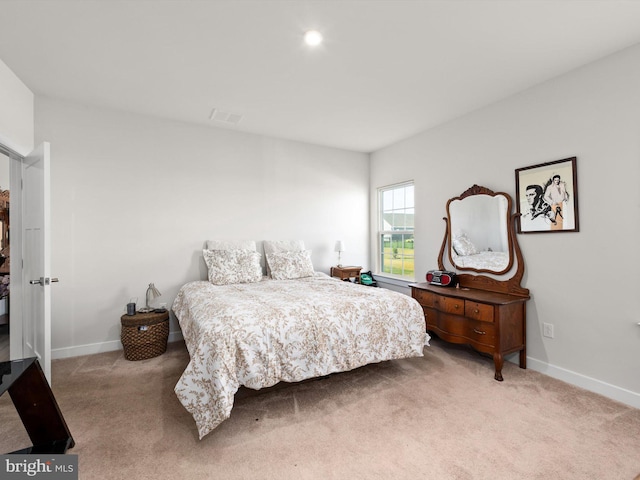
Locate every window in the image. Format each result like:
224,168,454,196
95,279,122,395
378,181,414,280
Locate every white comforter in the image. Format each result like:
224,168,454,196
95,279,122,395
173,273,428,438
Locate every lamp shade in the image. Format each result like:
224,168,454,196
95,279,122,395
334,241,345,253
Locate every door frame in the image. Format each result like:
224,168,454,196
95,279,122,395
0,142,24,360
22,142,52,383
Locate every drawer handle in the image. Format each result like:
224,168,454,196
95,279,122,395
454,304,459,309
474,309,479,314
473,328,486,335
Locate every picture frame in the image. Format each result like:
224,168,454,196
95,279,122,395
515,157,579,234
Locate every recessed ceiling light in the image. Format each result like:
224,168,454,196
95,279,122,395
304,30,323,47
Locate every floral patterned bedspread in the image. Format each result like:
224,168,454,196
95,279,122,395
172,273,428,438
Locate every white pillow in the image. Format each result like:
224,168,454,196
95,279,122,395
452,233,479,256
263,240,305,276
203,249,262,285
206,240,257,251
266,250,315,280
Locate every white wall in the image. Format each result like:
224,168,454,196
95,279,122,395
35,97,369,358
0,58,33,155
0,153,9,188
370,44,640,407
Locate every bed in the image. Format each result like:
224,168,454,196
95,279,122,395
451,250,509,271
172,240,429,439
450,230,510,272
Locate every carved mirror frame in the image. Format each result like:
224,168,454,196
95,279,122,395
437,185,529,297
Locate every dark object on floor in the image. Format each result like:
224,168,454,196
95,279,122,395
0,357,75,454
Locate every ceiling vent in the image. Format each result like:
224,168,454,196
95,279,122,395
209,108,243,125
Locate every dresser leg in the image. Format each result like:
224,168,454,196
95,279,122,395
493,353,504,381
519,348,527,369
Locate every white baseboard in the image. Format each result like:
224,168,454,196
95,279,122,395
51,330,184,360
527,357,640,410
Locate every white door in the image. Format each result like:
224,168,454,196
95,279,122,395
23,142,53,384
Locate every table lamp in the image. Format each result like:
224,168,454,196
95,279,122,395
139,283,161,313
334,241,345,266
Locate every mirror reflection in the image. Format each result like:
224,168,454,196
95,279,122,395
448,193,511,273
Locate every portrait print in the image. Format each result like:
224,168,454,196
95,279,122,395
515,157,579,233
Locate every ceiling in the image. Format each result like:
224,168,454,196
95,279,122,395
2,1,640,153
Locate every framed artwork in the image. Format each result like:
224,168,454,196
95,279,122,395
515,157,579,234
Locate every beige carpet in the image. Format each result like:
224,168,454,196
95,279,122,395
1,338,639,480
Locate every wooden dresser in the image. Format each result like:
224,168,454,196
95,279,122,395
421,184,531,381
410,282,528,381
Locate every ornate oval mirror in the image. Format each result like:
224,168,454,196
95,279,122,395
446,185,514,275
435,184,528,298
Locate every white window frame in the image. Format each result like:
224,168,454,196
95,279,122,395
376,181,415,281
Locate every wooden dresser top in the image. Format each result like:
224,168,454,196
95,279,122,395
410,282,529,305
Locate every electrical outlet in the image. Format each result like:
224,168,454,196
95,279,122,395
543,323,554,338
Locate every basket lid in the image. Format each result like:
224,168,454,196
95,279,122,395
121,311,169,327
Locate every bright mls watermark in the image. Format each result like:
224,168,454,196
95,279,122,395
1,455,77,479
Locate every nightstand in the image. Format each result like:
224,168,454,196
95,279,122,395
330,265,362,283
120,310,169,361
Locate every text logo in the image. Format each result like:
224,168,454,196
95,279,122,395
1,455,78,479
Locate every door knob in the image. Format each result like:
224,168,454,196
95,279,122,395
29,277,59,285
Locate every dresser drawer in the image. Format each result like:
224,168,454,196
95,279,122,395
413,289,436,308
465,301,494,323
414,289,465,314
438,296,464,315
436,313,466,335
422,307,438,330
434,314,495,347
465,319,496,346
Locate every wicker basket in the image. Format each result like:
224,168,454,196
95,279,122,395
120,311,169,361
